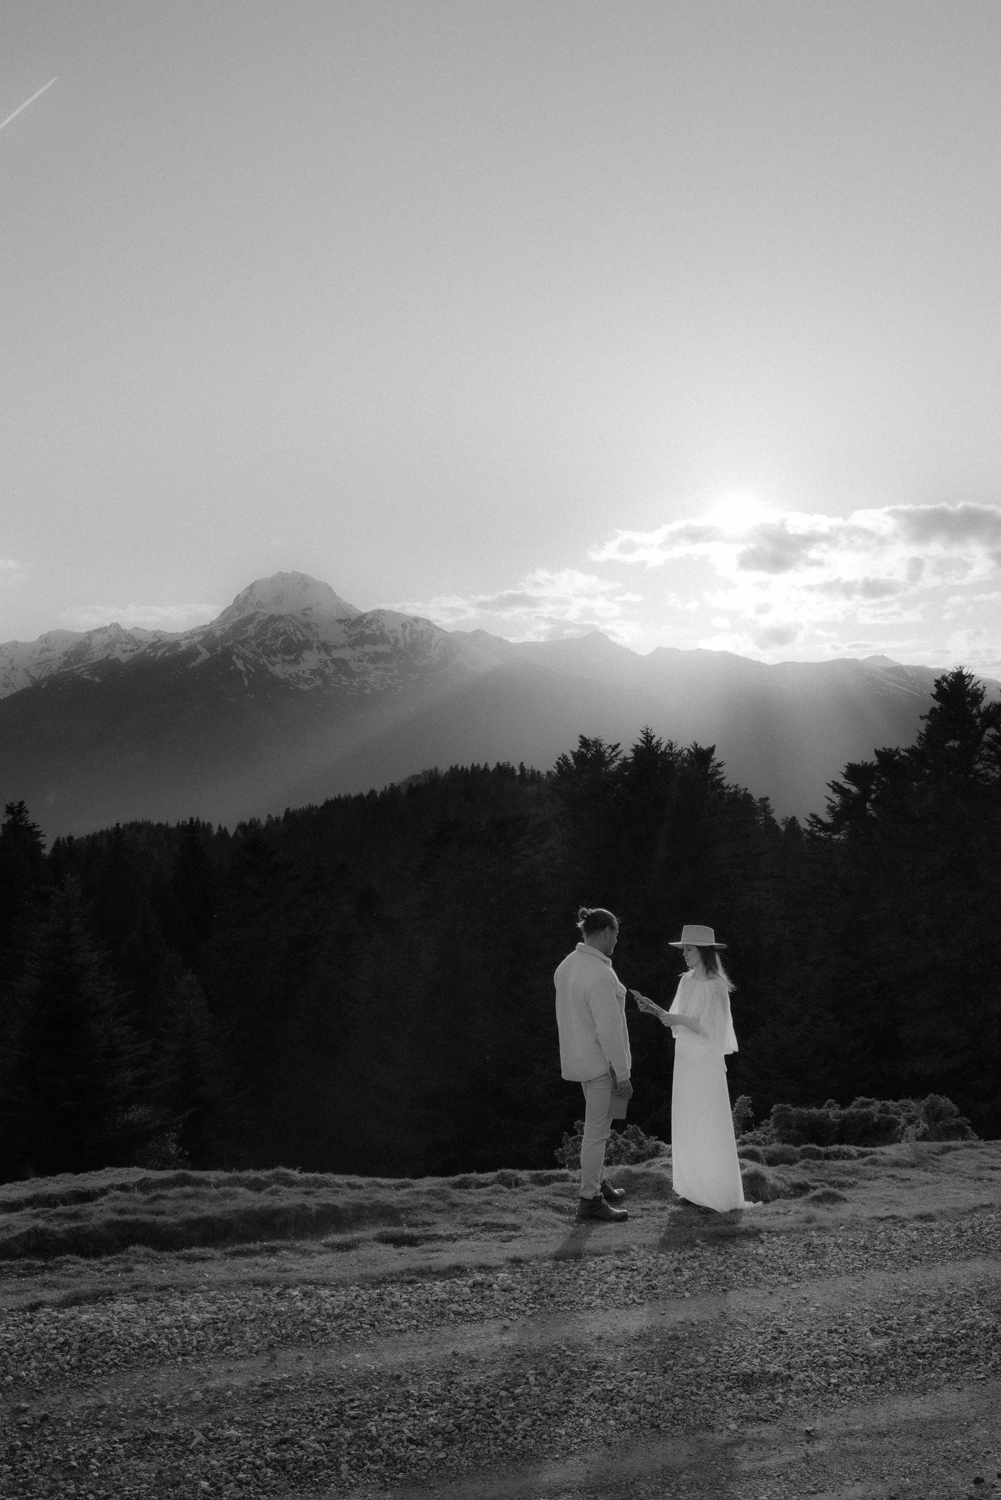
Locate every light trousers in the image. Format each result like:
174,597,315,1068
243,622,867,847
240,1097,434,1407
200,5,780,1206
579,1071,615,1199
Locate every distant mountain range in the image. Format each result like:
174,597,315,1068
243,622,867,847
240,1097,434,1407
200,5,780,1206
1,571,995,838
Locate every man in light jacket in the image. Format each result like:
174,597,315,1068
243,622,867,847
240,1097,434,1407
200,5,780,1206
555,906,632,1222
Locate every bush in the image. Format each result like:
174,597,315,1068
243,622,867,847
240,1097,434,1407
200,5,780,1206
741,1095,977,1149
913,1094,978,1141
554,1121,666,1171
554,1094,976,1173
731,1095,754,1137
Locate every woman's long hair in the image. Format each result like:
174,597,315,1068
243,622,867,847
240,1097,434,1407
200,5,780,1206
696,945,735,991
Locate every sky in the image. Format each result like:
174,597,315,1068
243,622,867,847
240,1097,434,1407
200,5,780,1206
2,0,1000,673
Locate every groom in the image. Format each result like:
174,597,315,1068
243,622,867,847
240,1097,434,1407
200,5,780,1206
555,907,632,1222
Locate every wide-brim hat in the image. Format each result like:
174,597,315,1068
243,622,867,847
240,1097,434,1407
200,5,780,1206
668,924,726,950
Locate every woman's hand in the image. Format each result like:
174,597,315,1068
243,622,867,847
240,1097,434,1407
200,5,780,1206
631,990,674,1025
631,991,701,1035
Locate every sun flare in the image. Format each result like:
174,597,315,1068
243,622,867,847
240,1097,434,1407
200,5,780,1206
705,490,775,534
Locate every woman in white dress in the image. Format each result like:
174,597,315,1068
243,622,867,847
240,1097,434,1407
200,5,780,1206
632,923,745,1212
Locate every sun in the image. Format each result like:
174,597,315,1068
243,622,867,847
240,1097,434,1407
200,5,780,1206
705,490,775,534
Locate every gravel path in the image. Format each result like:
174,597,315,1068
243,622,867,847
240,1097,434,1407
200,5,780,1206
2,1198,1000,1498
2,1209,1001,1390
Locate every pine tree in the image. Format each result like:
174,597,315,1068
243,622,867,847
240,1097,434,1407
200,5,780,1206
152,970,232,1167
0,801,53,1067
0,800,51,966
780,668,1001,1134
0,880,145,1179
163,819,215,965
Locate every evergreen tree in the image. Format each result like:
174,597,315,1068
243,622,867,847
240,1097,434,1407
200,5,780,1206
0,880,146,1179
759,668,1001,1134
0,801,48,910
0,802,53,1069
152,969,232,1167
0,800,51,972
162,819,215,965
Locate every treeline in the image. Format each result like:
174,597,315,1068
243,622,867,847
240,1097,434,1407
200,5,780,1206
1,668,998,1182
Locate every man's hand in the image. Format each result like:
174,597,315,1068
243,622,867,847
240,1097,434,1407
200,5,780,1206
612,1077,634,1102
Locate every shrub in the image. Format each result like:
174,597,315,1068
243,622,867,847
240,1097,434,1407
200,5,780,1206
831,1103,901,1147
912,1094,978,1141
554,1093,976,1172
731,1095,754,1137
743,1095,976,1149
554,1121,666,1171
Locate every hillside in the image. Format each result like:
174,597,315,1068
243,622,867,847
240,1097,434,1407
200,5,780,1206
1,1143,999,1497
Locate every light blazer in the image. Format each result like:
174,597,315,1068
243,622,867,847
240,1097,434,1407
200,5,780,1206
554,942,632,1082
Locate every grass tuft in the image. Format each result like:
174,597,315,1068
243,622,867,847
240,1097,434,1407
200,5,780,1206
0,1165,576,1262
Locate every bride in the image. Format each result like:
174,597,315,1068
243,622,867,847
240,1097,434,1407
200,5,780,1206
632,924,745,1213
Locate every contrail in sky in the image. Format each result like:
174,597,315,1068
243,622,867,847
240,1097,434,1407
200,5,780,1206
0,77,58,134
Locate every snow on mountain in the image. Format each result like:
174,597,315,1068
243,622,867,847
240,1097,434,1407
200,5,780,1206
5,576,998,711
5,569,1001,839
0,623,171,699
211,572,362,635
168,575,467,693
171,601,465,694
0,574,476,700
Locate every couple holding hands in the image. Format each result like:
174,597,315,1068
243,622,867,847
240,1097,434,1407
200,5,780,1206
554,907,745,1220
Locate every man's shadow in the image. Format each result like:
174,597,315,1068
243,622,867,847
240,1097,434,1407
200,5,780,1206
552,1197,754,1261
551,1218,603,1260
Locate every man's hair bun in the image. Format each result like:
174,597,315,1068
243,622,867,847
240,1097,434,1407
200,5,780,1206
576,906,618,936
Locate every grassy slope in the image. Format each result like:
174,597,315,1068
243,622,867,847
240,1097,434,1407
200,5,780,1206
0,1144,893,1262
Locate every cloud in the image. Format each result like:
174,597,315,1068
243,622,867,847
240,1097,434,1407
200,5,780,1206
890,502,1001,547
590,501,1001,648
734,531,821,573
812,577,903,600
400,501,1001,672
943,588,1001,621
59,602,223,633
0,559,19,573
393,569,644,643
755,623,802,648
936,627,1001,676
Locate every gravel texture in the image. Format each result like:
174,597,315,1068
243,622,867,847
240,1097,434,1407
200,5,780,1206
1,1203,1000,1497
2,1207,1000,1390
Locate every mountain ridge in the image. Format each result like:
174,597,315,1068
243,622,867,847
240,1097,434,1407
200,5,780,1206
1,571,996,836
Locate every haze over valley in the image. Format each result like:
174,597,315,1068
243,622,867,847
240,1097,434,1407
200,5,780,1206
1,572,993,838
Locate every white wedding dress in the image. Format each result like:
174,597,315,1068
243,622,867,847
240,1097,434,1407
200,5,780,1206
668,972,745,1212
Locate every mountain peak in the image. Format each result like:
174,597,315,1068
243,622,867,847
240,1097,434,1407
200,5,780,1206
213,572,361,628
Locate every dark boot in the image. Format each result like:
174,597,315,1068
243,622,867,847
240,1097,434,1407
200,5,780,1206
600,1178,626,1203
576,1195,629,1223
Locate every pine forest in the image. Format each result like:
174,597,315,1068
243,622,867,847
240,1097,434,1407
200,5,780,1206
1,667,999,1183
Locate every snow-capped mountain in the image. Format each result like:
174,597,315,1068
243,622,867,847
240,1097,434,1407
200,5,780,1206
1,571,995,838
214,573,362,630
0,623,170,699
0,573,491,701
